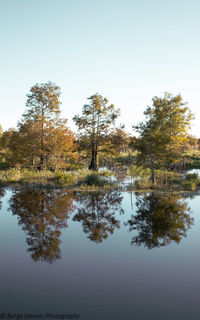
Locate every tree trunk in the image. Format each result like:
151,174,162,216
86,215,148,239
150,156,156,184
89,143,98,171
150,142,156,184
38,154,45,171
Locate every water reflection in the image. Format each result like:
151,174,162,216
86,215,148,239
0,188,5,210
73,191,124,243
9,188,75,263
7,187,195,263
126,193,193,249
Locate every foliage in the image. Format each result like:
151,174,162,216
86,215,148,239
182,180,197,191
0,169,54,183
98,170,112,178
181,173,200,191
12,82,77,170
55,171,76,184
133,93,193,184
127,165,151,178
108,126,131,154
134,179,152,190
184,173,199,181
73,93,120,171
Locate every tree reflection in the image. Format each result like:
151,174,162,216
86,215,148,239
126,193,193,249
73,191,124,243
0,188,5,210
9,188,75,263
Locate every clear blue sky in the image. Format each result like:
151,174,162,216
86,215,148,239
1,0,200,136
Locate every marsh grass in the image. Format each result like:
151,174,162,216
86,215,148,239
0,168,113,189
0,169,54,184
181,173,200,191
1,167,200,192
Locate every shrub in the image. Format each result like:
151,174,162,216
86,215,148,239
98,170,112,178
0,168,22,182
82,173,105,186
182,180,197,191
134,179,152,190
185,173,199,181
55,171,76,184
127,165,151,178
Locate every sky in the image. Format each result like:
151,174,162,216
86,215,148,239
1,0,200,136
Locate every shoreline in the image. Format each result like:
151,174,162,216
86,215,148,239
1,180,200,196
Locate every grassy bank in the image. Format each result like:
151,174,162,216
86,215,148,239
1,167,200,192
0,168,115,189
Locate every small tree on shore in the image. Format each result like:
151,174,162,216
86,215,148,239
73,94,120,171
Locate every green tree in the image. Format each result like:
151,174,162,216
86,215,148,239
73,94,120,171
133,93,193,183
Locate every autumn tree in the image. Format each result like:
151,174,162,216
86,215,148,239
0,128,17,167
73,94,120,171
106,126,131,155
17,82,76,170
133,93,193,183
0,124,7,164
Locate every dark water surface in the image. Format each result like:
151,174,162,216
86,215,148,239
0,187,200,320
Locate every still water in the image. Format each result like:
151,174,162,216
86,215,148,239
0,187,200,320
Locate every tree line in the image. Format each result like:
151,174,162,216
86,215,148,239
0,82,197,178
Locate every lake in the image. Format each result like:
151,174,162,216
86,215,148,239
0,187,200,320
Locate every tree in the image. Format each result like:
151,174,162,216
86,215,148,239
73,94,120,171
0,125,5,162
0,128,17,166
0,189,5,211
17,82,76,170
133,93,193,183
45,118,78,170
24,82,61,168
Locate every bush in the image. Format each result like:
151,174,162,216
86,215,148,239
134,179,152,190
0,168,22,182
98,170,112,178
181,172,200,191
182,180,197,191
185,173,199,181
55,171,76,184
82,173,105,186
127,165,151,178
0,162,9,170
